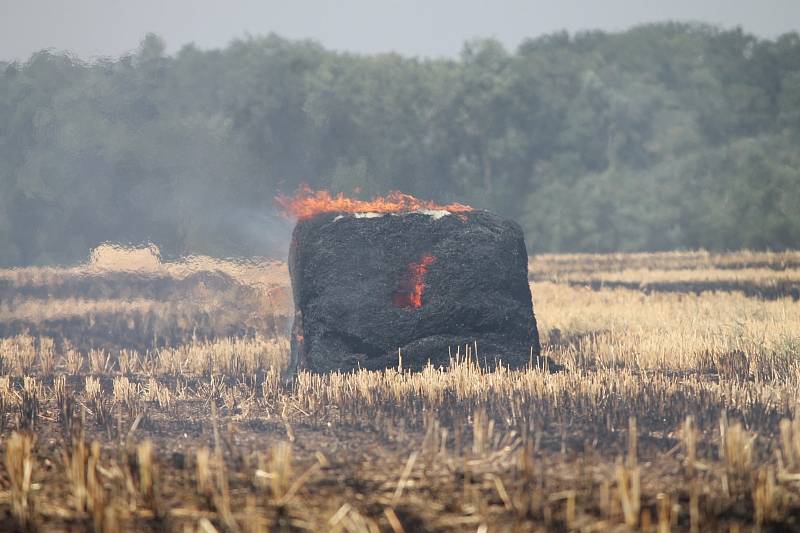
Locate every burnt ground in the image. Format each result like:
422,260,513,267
560,279,800,301
1,375,795,533
0,255,799,531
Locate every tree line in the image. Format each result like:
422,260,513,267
1,23,799,265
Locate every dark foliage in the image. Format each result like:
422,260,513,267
1,24,799,265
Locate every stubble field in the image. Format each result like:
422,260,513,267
0,248,799,532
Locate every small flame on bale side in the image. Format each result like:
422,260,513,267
393,253,436,309
276,186,473,219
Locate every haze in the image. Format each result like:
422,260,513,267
1,0,799,61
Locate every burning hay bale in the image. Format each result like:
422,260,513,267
281,189,554,373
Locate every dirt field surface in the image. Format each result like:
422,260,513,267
0,248,799,531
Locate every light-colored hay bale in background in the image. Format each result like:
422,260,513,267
89,244,162,272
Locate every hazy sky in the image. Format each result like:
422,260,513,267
1,0,799,62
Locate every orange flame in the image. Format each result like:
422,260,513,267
394,253,436,309
276,186,473,219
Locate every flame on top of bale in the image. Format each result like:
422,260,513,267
276,186,473,220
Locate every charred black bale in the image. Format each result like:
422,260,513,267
289,210,550,373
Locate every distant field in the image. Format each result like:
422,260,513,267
0,249,798,531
